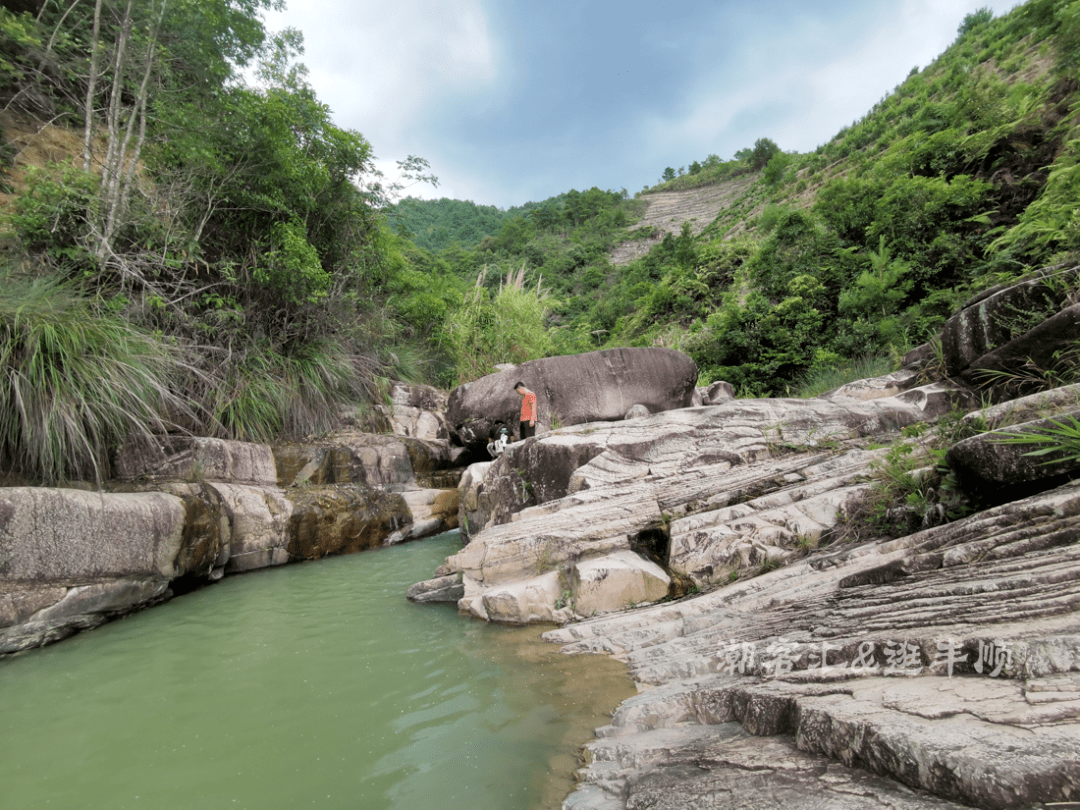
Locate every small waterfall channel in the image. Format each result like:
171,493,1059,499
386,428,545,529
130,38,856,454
0,532,633,810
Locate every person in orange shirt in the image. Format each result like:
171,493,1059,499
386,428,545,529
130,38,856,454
514,381,537,440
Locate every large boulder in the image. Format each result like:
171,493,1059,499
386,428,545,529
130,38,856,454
446,347,698,449
0,487,187,580
941,266,1080,389
0,487,188,654
947,408,1080,500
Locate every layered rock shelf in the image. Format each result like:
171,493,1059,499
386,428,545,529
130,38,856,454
424,379,1080,807
547,478,1080,807
407,275,1080,807
0,385,464,655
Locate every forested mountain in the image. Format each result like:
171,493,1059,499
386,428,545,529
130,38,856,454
1,0,1079,483
390,198,513,253
397,0,1080,396
389,195,570,253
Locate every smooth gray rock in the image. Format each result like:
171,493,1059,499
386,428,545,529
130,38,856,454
819,369,921,402
572,551,671,618
546,481,1080,809
947,408,1080,495
566,723,972,810
963,382,1080,431
0,488,186,580
702,380,735,404
379,381,450,441
446,347,698,449
0,579,169,653
210,484,293,573
406,575,464,603
0,585,65,628
114,436,277,485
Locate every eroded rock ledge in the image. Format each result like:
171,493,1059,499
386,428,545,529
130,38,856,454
546,478,1080,808
412,356,1080,807
1,385,464,656
414,383,967,624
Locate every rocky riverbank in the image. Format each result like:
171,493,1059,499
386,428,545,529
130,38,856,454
0,383,464,655
411,270,1080,808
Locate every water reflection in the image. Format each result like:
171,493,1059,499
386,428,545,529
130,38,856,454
0,534,632,810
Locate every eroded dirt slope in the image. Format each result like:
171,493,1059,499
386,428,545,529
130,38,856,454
611,174,757,265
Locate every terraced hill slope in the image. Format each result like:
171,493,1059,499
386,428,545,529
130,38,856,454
610,174,757,265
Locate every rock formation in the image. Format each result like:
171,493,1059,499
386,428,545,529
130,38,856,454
415,383,968,623
942,264,1080,389
0,390,463,656
411,270,1080,809
445,347,698,450
547,474,1080,808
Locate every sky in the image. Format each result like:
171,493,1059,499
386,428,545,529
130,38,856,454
260,0,1022,210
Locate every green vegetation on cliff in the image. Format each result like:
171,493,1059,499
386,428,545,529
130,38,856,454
0,0,423,480
391,0,1080,396
3,0,1080,481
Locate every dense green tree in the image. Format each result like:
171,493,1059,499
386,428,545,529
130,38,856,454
749,138,781,169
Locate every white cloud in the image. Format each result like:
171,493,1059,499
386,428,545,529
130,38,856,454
643,0,1024,165
261,0,1028,207
263,1,498,148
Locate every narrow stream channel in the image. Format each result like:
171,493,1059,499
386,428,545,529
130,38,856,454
0,532,633,810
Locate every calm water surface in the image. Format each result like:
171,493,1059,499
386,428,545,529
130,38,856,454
0,533,633,810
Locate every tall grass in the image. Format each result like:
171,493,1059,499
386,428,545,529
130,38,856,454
196,338,381,442
792,355,898,398
444,267,554,383
0,272,186,483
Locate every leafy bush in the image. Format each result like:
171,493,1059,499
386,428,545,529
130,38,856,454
8,165,99,270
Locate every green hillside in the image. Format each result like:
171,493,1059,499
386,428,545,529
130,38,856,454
388,194,571,253
398,0,1080,394
2,0,1079,482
